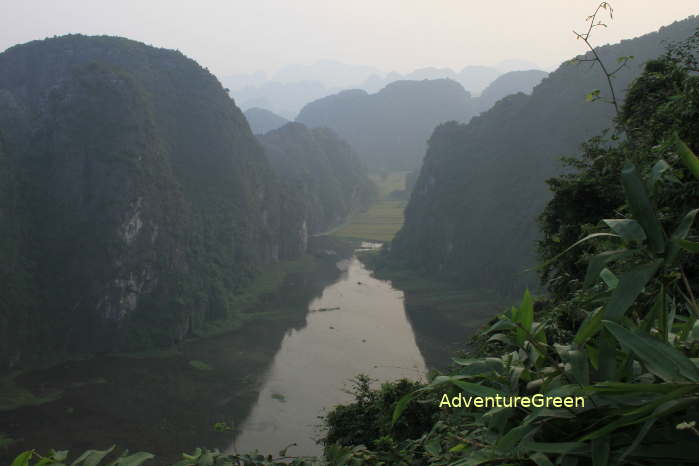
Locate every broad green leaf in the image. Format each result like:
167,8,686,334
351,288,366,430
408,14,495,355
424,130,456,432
648,159,671,189
621,162,665,254
537,232,620,270
589,381,698,394
575,307,604,345
113,452,154,466
604,321,699,382
86,446,116,466
392,391,415,425
665,209,699,265
487,333,513,345
580,386,698,441
530,453,554,466
520,441,586,454
599,268,618,290
674,133,699,180
603,219,646,242
450,378,501,398
597,328,618,381
676,238,699,253
11,451,33,466
584,249,634,288
451,357,505,377
567,349,590,385
424,438,442,456
591,436,610,466
496,424,538,452
71,446,115,466
603,260,661,322
640,289,664,334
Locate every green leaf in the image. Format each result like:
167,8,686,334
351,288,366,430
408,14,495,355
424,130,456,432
71,446,116,466
621,162,665,254
521,441,586,454
648,159,671,189
449,378,501,398
676,239,699,253
537,233,620,270
599,268,618,290
592,436,610,466
567,348,590,385
496,424,538,452
603,321,699,382
603,219,646,242
674,133,699,181
391,391,415,425
424,438,442,456
584,249,633,288
575,307,604,345
112,452,154,466
11,451,33,466
602,260,661,322
589,381,697,394
666,209,699,265
530,453,554,466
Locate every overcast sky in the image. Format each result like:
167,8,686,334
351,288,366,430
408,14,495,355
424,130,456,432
2,1,697,78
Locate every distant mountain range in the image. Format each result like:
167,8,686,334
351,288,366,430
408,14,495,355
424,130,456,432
295,69,548,171
390,16,699,295
222,59,542,119
244,107,289,134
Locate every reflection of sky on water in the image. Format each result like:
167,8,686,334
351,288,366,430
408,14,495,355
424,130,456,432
229,256,427,456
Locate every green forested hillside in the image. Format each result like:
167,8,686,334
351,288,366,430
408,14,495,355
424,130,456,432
0,35,327,371
244,107,289,135
391,16,699,295
476,69,549,112
296,79,476,171
259,122,376,247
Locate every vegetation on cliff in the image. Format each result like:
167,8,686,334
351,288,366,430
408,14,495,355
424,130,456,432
390,16,699,296
0,35,372,372
259,122,377,242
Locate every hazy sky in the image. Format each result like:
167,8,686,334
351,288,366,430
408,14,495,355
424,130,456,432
2,1,697,78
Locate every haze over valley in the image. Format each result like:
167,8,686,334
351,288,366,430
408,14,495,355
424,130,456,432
1,2,699,464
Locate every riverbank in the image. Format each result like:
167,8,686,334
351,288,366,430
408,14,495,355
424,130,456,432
357,249,508,370
0,236,355,465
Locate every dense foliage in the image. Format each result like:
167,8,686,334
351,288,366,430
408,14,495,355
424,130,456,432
259,122,377,243
390,16,699,296
0,35,374,372
311,27,699,465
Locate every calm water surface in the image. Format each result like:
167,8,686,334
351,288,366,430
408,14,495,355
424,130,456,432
230,253,427,455
1,242,503,464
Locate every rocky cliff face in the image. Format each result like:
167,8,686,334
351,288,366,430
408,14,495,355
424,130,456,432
0,35,294,370
391,17,699,295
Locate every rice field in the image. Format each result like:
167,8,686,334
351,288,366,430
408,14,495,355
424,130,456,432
331,172,409,242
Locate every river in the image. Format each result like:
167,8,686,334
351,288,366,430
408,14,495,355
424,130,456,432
0,241,500,464
230,252,427,456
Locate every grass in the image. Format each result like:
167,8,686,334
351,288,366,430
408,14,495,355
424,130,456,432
0,372,62,412
0,433,14,450
194,254,318,339
189,360,213,371
331,172,408,242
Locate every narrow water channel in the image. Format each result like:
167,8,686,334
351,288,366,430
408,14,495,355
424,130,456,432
0,242,436,463
229,252,427,456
